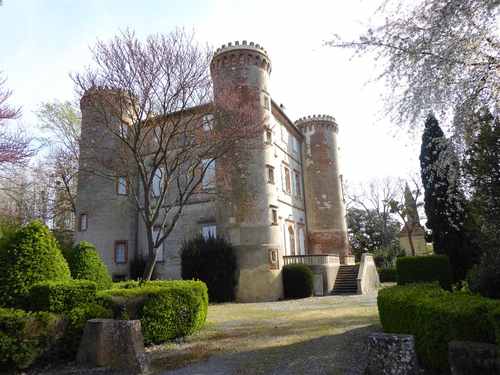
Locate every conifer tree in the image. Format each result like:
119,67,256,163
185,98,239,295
420,114,470,280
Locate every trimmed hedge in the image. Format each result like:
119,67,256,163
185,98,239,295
29,280,97,314
98,280,208,344
282,264,313,299
65,241,112,290
181,236,237,303
378,284,499,372
378,268,397,282
62,303,113,356
491,305,500,346
0,307,63,371
0,221,71,307
396,255,452,289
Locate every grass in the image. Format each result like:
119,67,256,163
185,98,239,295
148,295,380,373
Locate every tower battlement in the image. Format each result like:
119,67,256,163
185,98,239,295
210,40,271,74
295,114,338,132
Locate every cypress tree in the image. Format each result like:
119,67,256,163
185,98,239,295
419,114,470,280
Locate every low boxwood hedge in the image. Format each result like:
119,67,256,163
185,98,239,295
28,279,97,314
0,307,63,371
378,284,500,372
378,268,397,282
282,264,314,299
396,255,452,289
98,280,208,344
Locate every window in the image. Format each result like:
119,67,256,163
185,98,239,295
265,129,272,144
294,170,301,197
114,241,128,264
79,213,88,231
202,224,216,239
202,159,215,190
281,124,286,142
288,226,296,256
267,165,275,184
152,168,162,197
152,226,164,262
271,209,278,225
262,94,270,110
291,136,299,154
283,166,291,194
202,114,214,131
298,227,306,255
116,176,128,195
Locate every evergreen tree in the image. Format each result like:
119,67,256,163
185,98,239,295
419,114,471,280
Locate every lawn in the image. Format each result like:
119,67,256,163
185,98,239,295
150,293,380,374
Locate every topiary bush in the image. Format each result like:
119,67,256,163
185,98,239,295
396,255,452,290
0,307,63,371
0,221,71,307
98,280,208,344
490,305,500,346
28,280,97,314
62,303,113,357
378,284,499,372
65,241,112,290
378,268,397,282
282,264,314,299
181,235,237,303
467,248,500,299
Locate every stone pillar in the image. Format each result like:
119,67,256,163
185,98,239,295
295,115,350,261
77,319,149,374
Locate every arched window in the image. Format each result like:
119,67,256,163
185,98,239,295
288,226,295,255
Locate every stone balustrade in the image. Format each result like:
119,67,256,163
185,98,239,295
283,254,340,266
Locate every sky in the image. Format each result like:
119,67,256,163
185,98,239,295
0,0,423,186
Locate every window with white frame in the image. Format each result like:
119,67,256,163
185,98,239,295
262,93,270,110
291,136,299,154
117,176,128,195
202,159,215,190
152,168,163,197
271,209,278,225
152,226,164,262
265,129,272,144
202,224,216,239
282,165,291,194
266,165,275,184
202,114,214,131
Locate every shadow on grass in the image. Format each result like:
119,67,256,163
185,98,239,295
151,321,381,375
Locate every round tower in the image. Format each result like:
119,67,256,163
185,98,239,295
75,88,138,280
295,115,350,262
210,42,281,302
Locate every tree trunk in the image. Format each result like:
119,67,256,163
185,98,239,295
407,227,416,256
142,243,157,280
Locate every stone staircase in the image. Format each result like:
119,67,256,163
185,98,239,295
332,265,359,295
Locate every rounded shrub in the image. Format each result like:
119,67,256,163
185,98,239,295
396,255,452,290
282,264,314,299
98,280,208,345
181,235,237,303
0,221,71,307
65,241,112,290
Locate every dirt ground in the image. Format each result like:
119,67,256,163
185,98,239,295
150,293,380,375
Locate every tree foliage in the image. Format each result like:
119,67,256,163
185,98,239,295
329,0,499,141
419,114,472,280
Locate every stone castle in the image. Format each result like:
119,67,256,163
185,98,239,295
75,41,363,302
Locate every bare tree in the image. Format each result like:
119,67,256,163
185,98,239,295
328,0,499,142
73,29,263,280
0,73,32,166
36,101,81,227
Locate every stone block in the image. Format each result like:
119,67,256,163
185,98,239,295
77,319,149,374
448,340,499,375
365,332,420,375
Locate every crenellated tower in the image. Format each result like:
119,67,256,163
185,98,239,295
295,115,350,262
75,88,138,279
210,41,282,301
